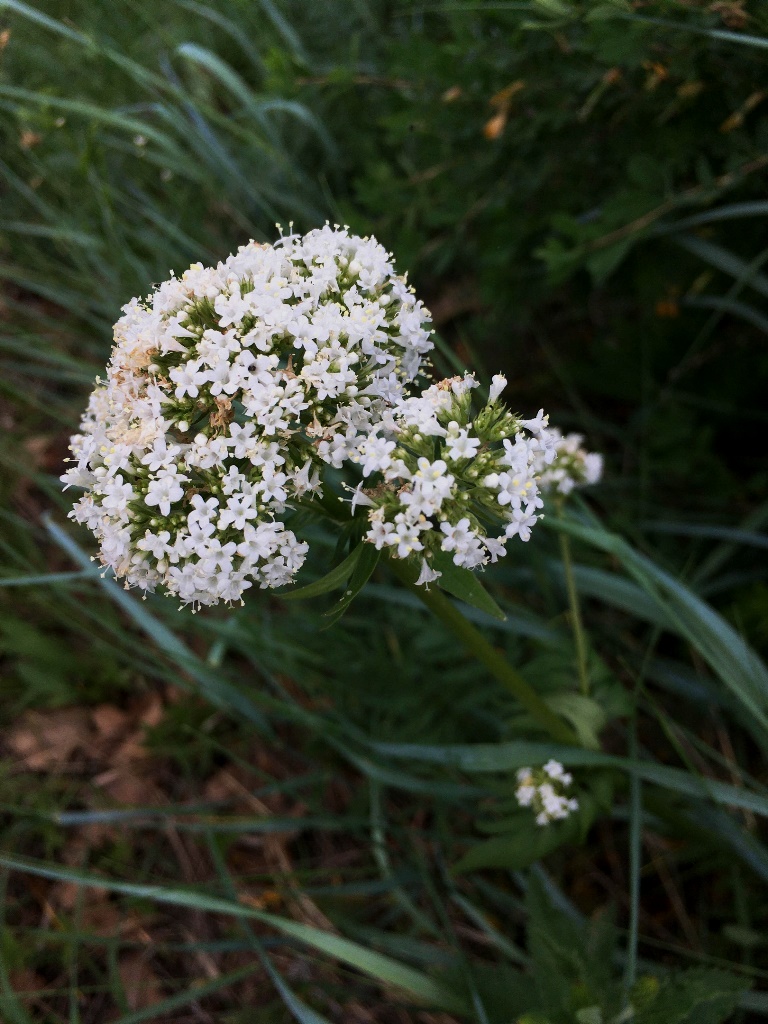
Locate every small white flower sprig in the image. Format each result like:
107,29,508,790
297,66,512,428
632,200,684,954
62,225,434,608
534,428,603,497
357,372,556,583
515,760,579,826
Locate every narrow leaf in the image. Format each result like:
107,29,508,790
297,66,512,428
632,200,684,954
321,545,380,628
432,550,506,621
547,516,768,742
454,814,580,874
371,739,768,818
281,544,363,601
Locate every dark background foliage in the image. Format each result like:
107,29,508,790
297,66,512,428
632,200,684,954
1,1,767,1021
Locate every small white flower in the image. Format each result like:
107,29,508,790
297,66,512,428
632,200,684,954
445,427,480,462
516,784,536,807
169,360,207,399
521,408,549,435
367,517,396,549
543,759,566,781
515,763,579,826
488,374,507,403
415,559,442,587
533,428,604,496
100,475,135,515
145,474,185,516
346,482,376,513
393,518,424,558
137,530,172,560
359,435,396,477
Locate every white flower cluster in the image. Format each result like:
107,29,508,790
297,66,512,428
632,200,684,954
534,428,603,497
515,760,579,826
62,226,433,607
358,373,556,581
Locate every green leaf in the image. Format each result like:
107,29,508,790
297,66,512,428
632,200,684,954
544,693,606,750
255,0,308,61
654,202,768,235
0,0,88,44
585,238,633,284
281,544,363,601
585,0,631,19
575,1008,603,1024
635,968,748,1024
624,13,768,51
321,544,380,628
453,812,581,873
431,550,506,621
531,0,573,17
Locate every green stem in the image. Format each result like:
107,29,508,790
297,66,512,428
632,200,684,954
558,526,590,697
389,558,578,746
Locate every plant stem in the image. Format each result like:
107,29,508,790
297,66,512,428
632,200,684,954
389,559,578,746
558,525,590,697
624,680,642,1004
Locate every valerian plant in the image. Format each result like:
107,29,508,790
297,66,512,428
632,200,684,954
37,155,758,1024
62,227,604,760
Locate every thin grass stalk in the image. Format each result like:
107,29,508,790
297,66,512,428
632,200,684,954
624,678,643,1005
388,557,578,745
557,513,590,697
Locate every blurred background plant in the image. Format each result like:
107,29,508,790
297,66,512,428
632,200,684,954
1,0,768,1020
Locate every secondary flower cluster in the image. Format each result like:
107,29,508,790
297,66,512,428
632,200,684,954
359,373,556,582
62,226,433,607
534,428,603,496
515,760,579,826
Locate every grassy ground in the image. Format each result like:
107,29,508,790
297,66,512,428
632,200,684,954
1,1,768,1021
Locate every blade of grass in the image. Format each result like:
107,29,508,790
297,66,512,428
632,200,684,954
0,855,470,1015
43,515,271,732
111,965,261,1024
0,570,100,587
653,201,768,235
693,499,768,586
640,522,768,550
672,234,768,300
623,679,642,1004
0,871,34,1024
683,295,768,335
370,739,768,818
546,515,768,744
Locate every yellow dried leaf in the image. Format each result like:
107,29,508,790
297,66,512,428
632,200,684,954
743,90,766,113
655,300,679,319
7,709,91,770
483,111,507,141
489,80,525,110
677,81,704,100
19,130,42,150
441,85,462,103
720,111,744,133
